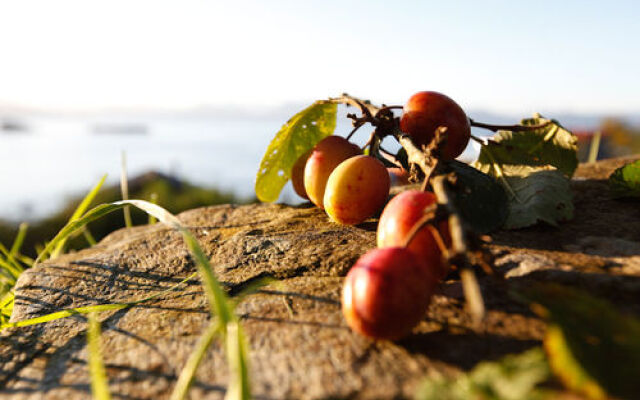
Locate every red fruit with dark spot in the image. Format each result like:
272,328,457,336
400,91,471,160
342,247,436,340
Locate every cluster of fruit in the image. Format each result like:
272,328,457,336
292,91,471,340
291,135,391,225
343,190,452,339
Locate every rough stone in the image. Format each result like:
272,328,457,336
1,156,639,399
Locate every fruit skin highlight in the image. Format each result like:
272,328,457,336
291,150,311,200
400,91,471,160
342,247,436,340
377,190,450,280
324,155,390,225
304,136,361,209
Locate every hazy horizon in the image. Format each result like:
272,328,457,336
2,100,639,132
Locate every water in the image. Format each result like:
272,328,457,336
0,109,487,222
0,114,295,221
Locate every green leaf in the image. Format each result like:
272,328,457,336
475,115,578,177
255,101,337,202
415,348,553,400
446,160,508,233
87,312,112,400
479,165,573,229
522,284,640,400
609,160,640,198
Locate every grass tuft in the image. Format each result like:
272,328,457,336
20,199,253,399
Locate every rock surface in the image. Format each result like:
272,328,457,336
1,156,639,399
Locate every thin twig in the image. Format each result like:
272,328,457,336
469,118,553,133
470,134,488,145
396,134,431,177
377,105,404,114
431,175,485,326
346,122,364,141
361,131,376,151
328,94,380,117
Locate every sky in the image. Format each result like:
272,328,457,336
0,0,639,115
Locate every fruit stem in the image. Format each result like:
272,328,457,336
469,118,553,133
396,134,433,179
328,93,379,117
426,224,450,260
469,134,488,145
377,105,403,113
431,174,485,327
460,268,484,327
400,204,438,248
345,121,364,141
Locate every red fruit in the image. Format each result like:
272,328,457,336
377,190,450,280
342,247,436,340
304,136,361,209
400,91,470,160
291,150,311,200
324,155,390,225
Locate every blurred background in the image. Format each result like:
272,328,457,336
0,0,639,253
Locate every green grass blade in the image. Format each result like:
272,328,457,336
50,174,106,258
34,243,45,258
35,198,232,324
1,272,196,330
0,242,10,259
148,192,159,225
35,199,182,265
0,271,16,286
228,276,277,308
0,223,29,275
224,322,251,400
2,303,128,330
9,223,28,259
82,227,97,246
180,231,233,324
0,291,14,309
170,320,220,400
121,152,132,228
16,254,34,268
0,257,23,280
36,203,124,265
0,291,14,324
72,175,109,224
87,312,111,400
